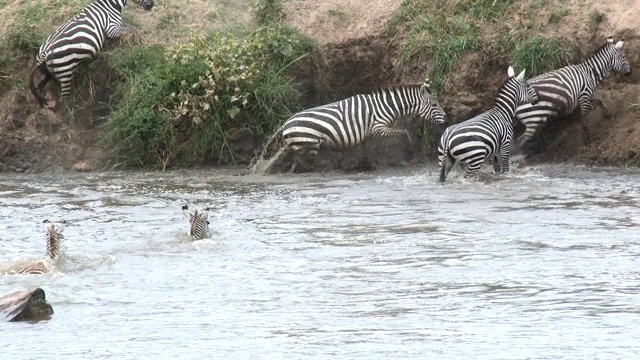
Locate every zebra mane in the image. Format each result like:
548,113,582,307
43,220,65,261
378,80,430,93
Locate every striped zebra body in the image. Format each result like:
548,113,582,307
17,220,66,275
438,66,540,182
513,36,632,155
29,0,154,110
253,80,446,173
182,205,210,240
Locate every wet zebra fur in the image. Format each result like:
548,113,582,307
29,0,154,110
182,205,210,240
438,66,540,182
513,36,632,156
17,220,67,275
251,79,447,173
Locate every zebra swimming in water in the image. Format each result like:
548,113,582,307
16,220,67,275
29,0,155,110
250,79,447,174
438,66,540,182
513,36,632,156
182,205,210,240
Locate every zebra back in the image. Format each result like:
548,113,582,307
17,261,51,275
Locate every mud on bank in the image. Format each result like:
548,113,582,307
0,0,639,173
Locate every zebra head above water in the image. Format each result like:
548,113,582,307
506,66,540,107
416,79,447,125
181,205,210,240
604,35,632,76
130,0,155,11
43,219,66,262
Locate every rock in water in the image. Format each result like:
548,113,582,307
0,288,54,322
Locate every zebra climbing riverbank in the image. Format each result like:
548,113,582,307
182,205,210,240
438,66,540,182
249,79,447,174
29,0,154,110
513,36,632,157
16,220,67,275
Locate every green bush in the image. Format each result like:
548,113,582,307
101,25,316,169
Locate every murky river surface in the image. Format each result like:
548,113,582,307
1,164,639,359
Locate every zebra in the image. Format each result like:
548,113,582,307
182,205,210,240
17,220,67,275
250,79,447,174
29,0,155,110
513,36,632,156
438,66,540,182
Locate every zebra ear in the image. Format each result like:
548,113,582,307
516,69,526,81
607,35,614,43
615,40,624,49
507,66,515,77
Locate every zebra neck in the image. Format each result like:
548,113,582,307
370,86,421,119
105,0,126,11
582,50,613,85
493,95,518,122
45,232,63,262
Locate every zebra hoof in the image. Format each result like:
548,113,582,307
0,288,54,322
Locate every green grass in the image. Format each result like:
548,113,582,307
548,7,570,24
510,35,572,76
389,1,480,94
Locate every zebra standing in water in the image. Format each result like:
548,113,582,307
438,66,539,182
29,0,155,110
182,205,210,240
17,220,67,275
513,36,632,156
250,79,447,174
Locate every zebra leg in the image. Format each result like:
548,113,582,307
371,125,412,144
492,156,501,174
579,96,594,145
107,24,141,43
499,147,511,175
53,75,74,112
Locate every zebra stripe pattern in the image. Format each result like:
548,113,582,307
17,220,67,275
29,0,154,110
438,66,540,182
182,205,210,240
513,36,632,155
253,79,446,172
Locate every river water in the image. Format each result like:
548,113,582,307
1,164,639,359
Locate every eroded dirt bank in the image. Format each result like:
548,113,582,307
0,0,638,173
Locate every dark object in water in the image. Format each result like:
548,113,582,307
0,287,54,322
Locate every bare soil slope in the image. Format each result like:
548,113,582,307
0,0,638,172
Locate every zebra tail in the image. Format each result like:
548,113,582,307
29,62,49,108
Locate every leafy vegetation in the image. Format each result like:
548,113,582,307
101,25,316,169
